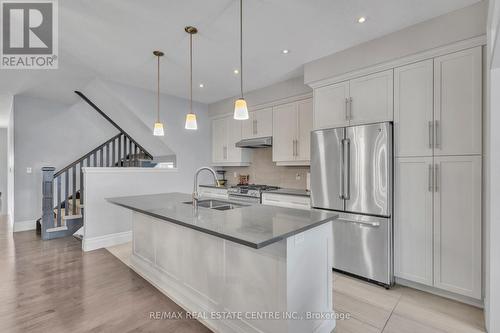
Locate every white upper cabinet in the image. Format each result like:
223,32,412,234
394,60,434,157
211,115,251,166
433,155,481,299
313,81,350,129
242,107,273,139
349,69,394,125
272,102,296,162
297,99,313,161
395,157,434,286
212,117,227,164
273,98,313,165
434,47,482,156
312,70,393,130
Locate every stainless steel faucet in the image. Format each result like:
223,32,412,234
193,167,219,207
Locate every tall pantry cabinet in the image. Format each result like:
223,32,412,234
394,47,482,299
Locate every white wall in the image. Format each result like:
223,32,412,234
304,1,487,85
486,1,500,331
208,76,311,117
7,101,14,223
13,96,118,229
83,79,211,173
82,167,199,251
0,129,7,215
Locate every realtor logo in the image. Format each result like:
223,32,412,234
1,0,58,69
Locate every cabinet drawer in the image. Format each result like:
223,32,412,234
262,193,310,210
198,187,228,199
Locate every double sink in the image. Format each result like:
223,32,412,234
183,199,249,211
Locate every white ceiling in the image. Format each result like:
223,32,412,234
0,0,481,104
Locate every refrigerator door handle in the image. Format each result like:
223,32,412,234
340,139,345,199
344,138,351,200
428,121,434,149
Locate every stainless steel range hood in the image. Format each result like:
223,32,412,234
235,137,272,148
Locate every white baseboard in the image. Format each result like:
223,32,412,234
82,231,132,252
13,220,36,232
396,277,484,308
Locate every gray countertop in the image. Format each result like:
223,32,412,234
266,188,310,197
107,192,337,249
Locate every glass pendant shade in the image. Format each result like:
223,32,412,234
185,113,198,130
233,98,249,120
153,122,165,136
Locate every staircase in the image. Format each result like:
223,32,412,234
37,91,154,240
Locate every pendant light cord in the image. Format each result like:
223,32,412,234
190,32,193,114
240,0,243,98
157,54,160,122
240,0,243,99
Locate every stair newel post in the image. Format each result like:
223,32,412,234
118,134,122,167
41,167,56,240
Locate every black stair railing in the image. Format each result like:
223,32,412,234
40,93,154,240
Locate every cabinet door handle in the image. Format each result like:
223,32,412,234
428,164,433,192
345,98,349,121
428,121,434,149
435,120,440,149
434,164,439,192
349,97,353,120
223,146,227,160
296,139,299,157
253,119,257,135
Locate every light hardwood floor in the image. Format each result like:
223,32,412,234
0,216,210,333
0,215,485,333
108,242,486,333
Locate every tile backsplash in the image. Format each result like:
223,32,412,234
222,148,309,189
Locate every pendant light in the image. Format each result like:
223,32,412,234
233,0,249,120
153,50,165,136
185,26,198,130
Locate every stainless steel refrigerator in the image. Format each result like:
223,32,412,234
310,122,393,287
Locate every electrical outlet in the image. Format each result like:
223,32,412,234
295,173,301,180
26,167,32,174
234,172,238,178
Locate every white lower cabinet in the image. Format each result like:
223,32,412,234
433,155,482,299
395,155,482,299
198,187,228,199
262,193,310,210
395,157,434,286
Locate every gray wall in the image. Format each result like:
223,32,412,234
13,96,118,224
304,1,487,84
208,76,311,117
0,129,7,215
13,80,212,226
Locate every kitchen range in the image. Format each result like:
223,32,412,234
227,184,280,203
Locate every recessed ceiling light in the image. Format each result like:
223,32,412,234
199,83,204,88
357,16,366,23
282,49,290,54
234,69,239,74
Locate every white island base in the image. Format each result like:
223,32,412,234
131,211,335,333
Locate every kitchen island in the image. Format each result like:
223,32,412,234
108,192,338,333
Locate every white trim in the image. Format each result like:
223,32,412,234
13,220,36,232
82,231,132,252
275,160,310,166
82,167,178,174
211,92,313,120
211,162,251,167
308,35,486,88
396,277,484,308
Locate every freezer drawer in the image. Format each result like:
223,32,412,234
332,213,393,286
